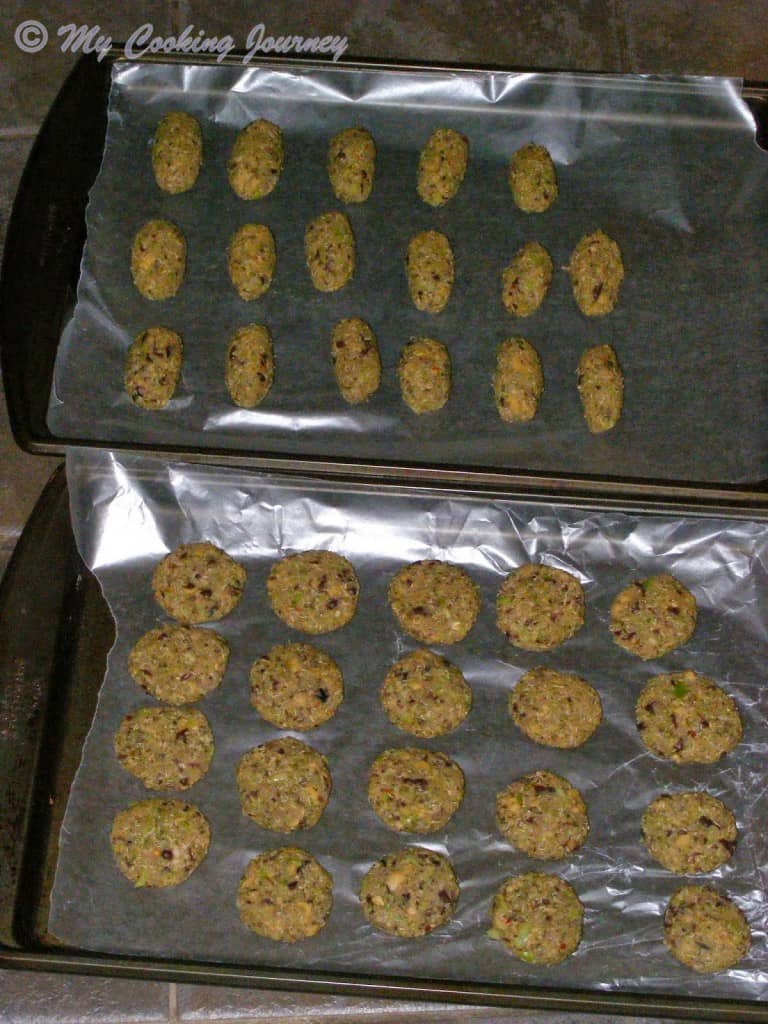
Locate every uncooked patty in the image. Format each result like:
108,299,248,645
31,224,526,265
489,872,583,964
508,144,558,213
249,643,344,730
368,747,464,833
110,798,210,888
495,769,589,860
567,230,624,316
388,560,480,645
417,128,469,207
124,326,183,410
237,847,333,942
237,737,331,832
267,550,359,634
664,885,750,973
152,542,246,624
641,791,737,874
360,845,459,936
636,671,742,764
380,649,472,738
114,706,214,790
496,564,585,651
509,667,602,748
128,624,229,705
610,574,697,660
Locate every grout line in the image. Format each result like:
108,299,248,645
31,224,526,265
169,981,178,1022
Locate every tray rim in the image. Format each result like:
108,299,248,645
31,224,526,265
3,52,768,512
2,464,768,1022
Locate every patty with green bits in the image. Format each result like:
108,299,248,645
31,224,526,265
493,337,544,423
567,230,624,316
327,126,376,203
128,624,229,705
508,144,558,213
636,670,742,764
152,542,246,625
360,845,459,937
152,111,202,194
610,573,696,660
578,343,624,433
228,118,284,199
110,798,210,888
114,706,214,790
228,223,276,301
368,747,464,833
267,550,359,634
398,337,451,414
495,769,589,860
249,643,344,730
489,872,583,964
496,563,585,651
237,737,331,833
305,211,355,292
509,667,602,749
417,127,469,207
225,323,275,408
642,791,737,874
502,241,553,316
331,317,381,404
131,219,186,301
237,847,333,942
406,230,454,313
664,885,750,973
388,559,480,644
381,649,472,738
124,326,183,410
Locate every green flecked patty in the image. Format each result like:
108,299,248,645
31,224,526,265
228,223,276,301
496,770,589,860
417,128,469,207
110,798,210,888
152,111,202,194
114,706,214,790
249,643,344,730
360,845,460,937
567,230,624,316
398,337,451,414
610,573,696,660
237,847,333,942
388,559,480,645
578,343,624,433
493,337,543,423
237,737,331,832
664,886,750,973
502,241,553,317
642,791,737,874
508,144,558,213
131,219,186,301
152,542,246,625
124,326,183,410
267,550,359,634
406,230,454,313
225,323,274,408
509,667,602,748
305,211,355,292
368,747,464,833
489,872,583,964
331,317,381,404
496,564,585,651
228,119,284,199
128,624,229,705
636,671,742,764
327,126,376,203
381,649,472,738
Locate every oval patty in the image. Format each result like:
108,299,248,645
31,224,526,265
225,324,274,408
131,219,186,301
331,317,381,404
493,337,543,423
406,230,454,313
417,128,469,207
124,326,183,409
305,211,355,292
228,118,284,199
327,126,375,203
152,111,202,194
228,223,276,300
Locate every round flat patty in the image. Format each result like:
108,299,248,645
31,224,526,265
496,564,585,651
267,550,359,634
360,845,459,936
237,737,331,832
368,747,465,833
237,847,333,942
635,671,742,764
490,872,583,964
381,649,472,738
249,643,343,730
496,769,589,860
114,706,214,790
152,542,246,624
664,885,750,973
610,573,696,660
128,624,229,705
642,791,737,874
388,560,480,645
110,798,210,887
509,667,602,748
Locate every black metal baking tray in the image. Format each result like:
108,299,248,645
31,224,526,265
3,52,768,512
0,463,767,1022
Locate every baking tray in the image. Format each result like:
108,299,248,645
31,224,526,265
3,52,768,512
1,463,768,1023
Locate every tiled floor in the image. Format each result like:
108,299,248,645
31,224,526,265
1,2,767,1021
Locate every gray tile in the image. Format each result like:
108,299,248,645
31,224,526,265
0,968,169,1022
623,0,768,78
0,3,176,130
175,0,623,71
0,134,34,254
